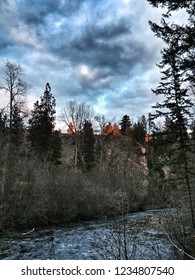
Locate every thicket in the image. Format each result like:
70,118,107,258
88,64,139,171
0,139,152,230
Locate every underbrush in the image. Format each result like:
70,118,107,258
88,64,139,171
0,157,150,230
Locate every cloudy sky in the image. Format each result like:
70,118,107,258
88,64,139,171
0,0,184,130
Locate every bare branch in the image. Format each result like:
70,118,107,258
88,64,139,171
0,60,30,128
160,225,195,260
60,100,94,133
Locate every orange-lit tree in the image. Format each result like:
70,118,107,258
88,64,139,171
103,122,113,136
113,123,120,136
67,122,74,135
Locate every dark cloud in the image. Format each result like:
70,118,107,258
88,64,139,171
0,0,9,10
17,0,83,26
0,0,170,129
0,34,11,53
44,6,159,79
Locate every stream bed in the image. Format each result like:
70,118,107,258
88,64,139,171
0,208,181,260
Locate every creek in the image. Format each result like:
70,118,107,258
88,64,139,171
0,208,181,260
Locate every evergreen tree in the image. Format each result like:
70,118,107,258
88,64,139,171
0,105,24,200
28,83,61,163
0,112,8,142
147,0,191,10
50,130,62,165
148,1,195,228
150,22,193,147
191,120,195,140
132,115,147,145
0,111,8,182
147,1,195,88
120,115,132,135
80,120,95,171
10,104,24,147
162,115,188,145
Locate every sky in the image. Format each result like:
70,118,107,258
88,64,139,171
0,0,185,131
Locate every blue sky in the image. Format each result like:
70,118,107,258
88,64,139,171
0,0,185,130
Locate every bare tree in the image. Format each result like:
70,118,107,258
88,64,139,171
94,114,107,134
95,114,116,134
0,60,30,198
60,100,94,171
61,100,94,133
0,60,30,129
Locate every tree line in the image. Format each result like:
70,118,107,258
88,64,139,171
0,60,155,174
0,61,193,176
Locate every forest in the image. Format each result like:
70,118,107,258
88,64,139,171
0,0,195,259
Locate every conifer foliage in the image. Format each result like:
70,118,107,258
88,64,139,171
148,0,195,227
0,112,8,141
132,115,147,145
120,115,132,135
28,83,61,163
10,104,24,147
80,120,95,171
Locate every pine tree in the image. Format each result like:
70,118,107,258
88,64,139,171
148,1,195,228
132,115,147,145
0,106,25,201
0,112,8,190
120,115,132,135
150,23,193,148
147,0,191,10
10,104,24,147
0,112,8,143
191,120,195,140
50,130,62,165
28,83,61,163
147,1,194,88
80,120,95,171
